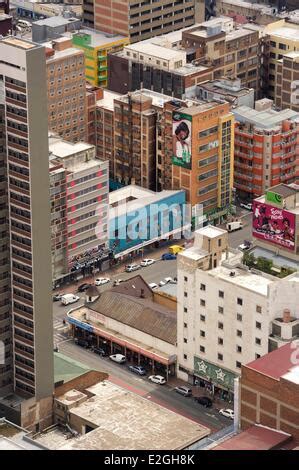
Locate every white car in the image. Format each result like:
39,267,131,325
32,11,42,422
148,282,158,290
240,202,252,211
159,277,176,286
94,277,110,286
61,294,80,305
109,354,126,364
140,259,155,267
238,243,251,251
219,408,234,420
148,375,166,385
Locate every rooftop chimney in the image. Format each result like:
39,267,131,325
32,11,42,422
283,308,291,323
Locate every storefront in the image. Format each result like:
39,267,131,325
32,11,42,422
69,316,177,380
193,356,237,403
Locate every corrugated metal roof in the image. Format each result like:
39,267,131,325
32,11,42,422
90,290,177,345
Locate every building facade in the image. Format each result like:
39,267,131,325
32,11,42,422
48,134,109,285
83,0,198,43
0,37,53,400
240,343,299,445
233,103,299,199
46,38,87,143
275,51,299,112
176,225,299,400
72,29,129,88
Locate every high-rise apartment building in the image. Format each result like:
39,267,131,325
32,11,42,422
233,102,299,199
45,38,87,143
264,20,299,101
83,0,198,43
0,37,53,401
96,89,234,223
275,51,299,112
108,17,261,97
49,134,109,286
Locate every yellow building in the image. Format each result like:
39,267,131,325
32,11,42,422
264,20,299,100
72,29,129,87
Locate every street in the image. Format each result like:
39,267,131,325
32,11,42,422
58,340,232,432
52,215,253,432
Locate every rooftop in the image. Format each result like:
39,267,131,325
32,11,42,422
250,247,299,271
96,89,122,111
49,135,93,158
36,381,210,450
269,25,299,42
213,424,292,451
233,105,299,129
73,28,127,48
268,183,298,198
54,352,91,385
125,41,186,61
198,78,254,99
33,16,79,28
245,342,299,382
0,36,36,50
196,225,227,239
0,419,43,450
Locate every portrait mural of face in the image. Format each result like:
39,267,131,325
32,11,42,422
172,112,192,169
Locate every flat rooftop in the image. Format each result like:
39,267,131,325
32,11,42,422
213,425,291,451
198,79,254,98
125,41,186,61
96,90,122,111
196,225,227,239
0,419,42,450
34,16,79,27
73,28,127,47
245,342,299,382
270,26,299,41
49,136,93,158
0,36,36,49
34,381,210,450
251,247,299,271
233,105,299,129
54,352,91,385
208,265,273,296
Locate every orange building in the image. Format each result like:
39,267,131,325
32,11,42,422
233,101,299,199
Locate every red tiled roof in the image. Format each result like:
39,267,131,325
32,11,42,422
245,343,294,380
213,425,291,450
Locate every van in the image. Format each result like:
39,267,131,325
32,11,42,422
17,19,32,28
61,294,80,305
226,221,243,232
169,245,184,255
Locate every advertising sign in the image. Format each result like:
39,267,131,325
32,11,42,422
252,201,296,251
172,112,192,169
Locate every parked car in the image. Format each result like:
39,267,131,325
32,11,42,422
226,221,243,232
194,396,213,408
61,294,80,305
128,365,146,376
238,242,252,251
109,354,126,364
174,386,192,397
140,259,155,267
53,293,64,302
148,375,166,385
148,283,158,290
94,277,110,286
75,338,90,348
92,346,108,356
161,253,177,261
159,277,176,287
77,283,92,292
240,202,252,211
125,264,141,273
219,408,234,419
113,279,125,286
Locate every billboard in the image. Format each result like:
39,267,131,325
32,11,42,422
172,112,192,169
252,201,296,251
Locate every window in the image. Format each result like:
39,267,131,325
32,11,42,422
255,354,261,359
200,299,206,307
236,361,242,369
184,338,188,343
184,322,187,328
237,298,243,306
237,313,242,322
219,290,224,298
218,306,224,314
200,283,206,291
237,330,242,337
184,292,188,297
183,354,187,360
255,338,261,345
184,276,188,282
184,307,188,313
256,322,261,330
237,345,242,353
200,315,205,322
256,305,262,314
218,353,223,361
279,43,287,50
218,322,223,330
200,330,205,338
218,337,223,345
200,346,205,353
218,239,222,247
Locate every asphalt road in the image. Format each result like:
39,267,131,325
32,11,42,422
58,340,231,432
